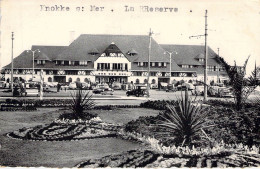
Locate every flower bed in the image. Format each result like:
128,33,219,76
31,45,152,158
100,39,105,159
6,118,121,141
125,99,260,147
76,148,260,168
0,99,140,109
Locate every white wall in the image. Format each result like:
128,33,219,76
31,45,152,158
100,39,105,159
128,76,158,84
94,57,131,70
66,75,95,83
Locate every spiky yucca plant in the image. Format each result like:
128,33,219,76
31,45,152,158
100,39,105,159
69,89,95,119
157,90,209,146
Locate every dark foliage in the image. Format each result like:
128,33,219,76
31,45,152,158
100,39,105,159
140,100,178,110
217,56,258,110
68,89,96,120
126,99,260,147
156,90,209,146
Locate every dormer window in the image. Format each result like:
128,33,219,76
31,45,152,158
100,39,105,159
89,48,99,55
127,48,138,56
37,60,45,65
79,61,88,66
138,62,144,66
199,58,204,62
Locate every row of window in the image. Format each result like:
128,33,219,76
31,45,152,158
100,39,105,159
180,65,225,72
55,60,89,66
36,60,46,65
45,70,91,75
207,66,225,72
97,63,128,70
137,62,167,67
135,79,156,84
133,72,194,77
47,77,90,83
181,65,194,68
100,53,125,57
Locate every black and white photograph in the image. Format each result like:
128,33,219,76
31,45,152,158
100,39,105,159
0,0,260,167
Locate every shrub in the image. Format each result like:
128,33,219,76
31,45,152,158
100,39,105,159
67,89,96,120
156,90,210,147
140,100,178,110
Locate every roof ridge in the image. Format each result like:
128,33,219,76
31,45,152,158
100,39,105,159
160,44,205,47
32,45,68,47
80,34,148,37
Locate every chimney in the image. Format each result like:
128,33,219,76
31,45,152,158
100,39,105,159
69,31,75,44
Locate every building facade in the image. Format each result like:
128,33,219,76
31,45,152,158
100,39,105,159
1,34,228,85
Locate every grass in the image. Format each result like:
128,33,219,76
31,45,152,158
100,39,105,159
0,107,157,167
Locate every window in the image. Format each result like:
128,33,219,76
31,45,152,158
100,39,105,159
64,61,69,66
36,60,46,65
199,58,204,62
68,77,72,82
144,79,148,83
208,65,215,72
84,78,89,83
162,62,166,67
136,79,140,84
48,77,52,82
136,72,142,76
110,53,116,57
113,63,117,70
125,63,128,70
152,79,156,84
118,53,124,57
151,62,155,67
67,70,77,75
158,62,162,67
138,62,144,66
182,65,189,68
76,78,80,82
75,61,79,66
79,61,87,66
150,72,156,76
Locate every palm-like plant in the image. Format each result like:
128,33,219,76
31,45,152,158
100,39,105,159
69,89,95,119
217,56,258,110
157,90,209,146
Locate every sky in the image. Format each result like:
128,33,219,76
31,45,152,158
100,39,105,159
1,0,260,75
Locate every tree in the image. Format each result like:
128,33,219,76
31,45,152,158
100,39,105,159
218,56,258,110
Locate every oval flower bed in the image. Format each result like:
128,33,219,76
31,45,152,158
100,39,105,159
6,118,121,141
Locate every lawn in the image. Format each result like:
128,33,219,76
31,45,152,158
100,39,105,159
0,107,159,167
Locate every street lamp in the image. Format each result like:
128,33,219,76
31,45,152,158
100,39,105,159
11,32,14,93
26,49,40,80
164,50,177,81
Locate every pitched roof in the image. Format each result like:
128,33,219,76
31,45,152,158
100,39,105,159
103,43,122,53
127,48,138,55
3,45,67,69
31,45,67,60
89,48,100,54
56,34,173,63
34,52,50,60
160,44,219,66
4,50,35,69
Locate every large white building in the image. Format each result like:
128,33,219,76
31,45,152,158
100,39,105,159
1,34,228,85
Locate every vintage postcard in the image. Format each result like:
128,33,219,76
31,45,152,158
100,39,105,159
0,0,260,168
